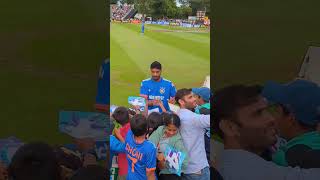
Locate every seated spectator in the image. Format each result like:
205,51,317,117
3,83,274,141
8,142,61,180
262,79,320,168
212,84,320,180
148,113,188,180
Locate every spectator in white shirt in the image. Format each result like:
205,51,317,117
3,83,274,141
175,88,210,180
212,84,320,180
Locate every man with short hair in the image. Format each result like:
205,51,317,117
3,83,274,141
140,61,176,113
212,84,320,180
175,88,210,180
125,114,157,180
262,79,320,168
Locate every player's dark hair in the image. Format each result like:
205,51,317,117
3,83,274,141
112,106,129,125
163,113,181,128
175,88,192,106
130,114,148,136
8,142,61,180
150,61,162,70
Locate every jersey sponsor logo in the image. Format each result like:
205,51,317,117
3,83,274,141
149,95,164,100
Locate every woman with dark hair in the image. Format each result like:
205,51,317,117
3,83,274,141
148,114,188,180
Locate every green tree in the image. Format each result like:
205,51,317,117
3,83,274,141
150,0,177,19
165,0,178,18
178,5,192,19
134,0,153,21
177,0,210,16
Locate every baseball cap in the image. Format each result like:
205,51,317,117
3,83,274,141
192,87,211,102
262,79,320,126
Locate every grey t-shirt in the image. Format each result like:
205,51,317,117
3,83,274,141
217,149,320,180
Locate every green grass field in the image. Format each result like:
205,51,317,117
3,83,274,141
0,0,108,145
110,23,210,106
213,0,320,89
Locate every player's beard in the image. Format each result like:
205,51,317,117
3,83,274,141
152,76,160,81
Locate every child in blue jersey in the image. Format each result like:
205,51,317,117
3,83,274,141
140,61,176,113
125,114,157,180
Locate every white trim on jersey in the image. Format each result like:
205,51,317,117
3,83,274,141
162,78,172,83
142,78,151,82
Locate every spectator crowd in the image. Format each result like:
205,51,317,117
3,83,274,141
111,4,134,21
110,61,211,180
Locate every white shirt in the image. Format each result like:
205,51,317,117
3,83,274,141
177,108,210,174
217,149,320,180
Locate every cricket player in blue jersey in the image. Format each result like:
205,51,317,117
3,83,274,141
141,21,145,34
140,61,176,113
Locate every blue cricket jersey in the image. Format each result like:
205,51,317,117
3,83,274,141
141,23,145,34
140,77,176,112
125,130,157,180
